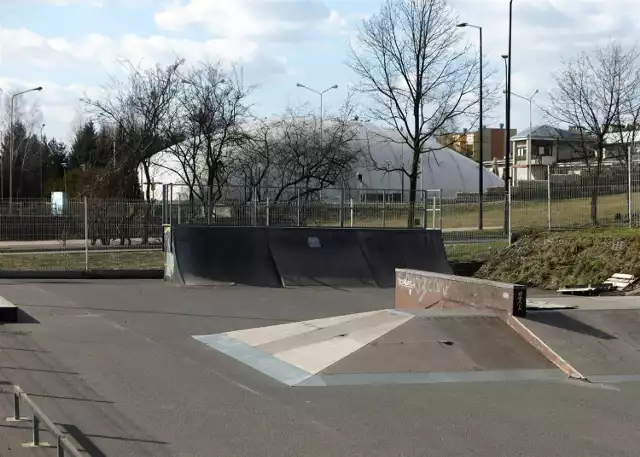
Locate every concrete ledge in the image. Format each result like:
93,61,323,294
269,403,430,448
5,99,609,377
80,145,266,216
0,296,18,323
395,269,527,317
0,269,163,280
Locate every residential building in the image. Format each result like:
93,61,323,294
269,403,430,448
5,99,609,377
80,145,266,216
438,126,517,162
508,125,592,182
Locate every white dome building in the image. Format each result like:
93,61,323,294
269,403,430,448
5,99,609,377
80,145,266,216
349,123,503,199
140,119,504,201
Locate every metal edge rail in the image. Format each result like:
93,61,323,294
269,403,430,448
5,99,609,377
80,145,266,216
7,385,84,457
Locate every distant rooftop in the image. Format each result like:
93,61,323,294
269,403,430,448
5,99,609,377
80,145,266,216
511,125,585,141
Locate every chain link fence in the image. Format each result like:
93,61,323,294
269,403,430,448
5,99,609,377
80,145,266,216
0,170,637,271
0,198,162,271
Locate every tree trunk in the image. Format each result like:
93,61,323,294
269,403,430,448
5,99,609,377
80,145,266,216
590,160,602,226
142,162,152,244
406,150,420,228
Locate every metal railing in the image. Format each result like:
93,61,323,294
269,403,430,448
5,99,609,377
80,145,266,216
6,385,83,456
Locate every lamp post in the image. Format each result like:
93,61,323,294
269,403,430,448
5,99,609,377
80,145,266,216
295,83,338,196
9,86,43,212
504,0,513,235
510,90,538,180
295,83,338,150
456,22,484,230
40,123,45,198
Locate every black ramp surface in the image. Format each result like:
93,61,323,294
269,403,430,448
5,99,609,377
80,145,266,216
268,228,376,287
522,309,640,376
172,225,282,287
358,229,452,287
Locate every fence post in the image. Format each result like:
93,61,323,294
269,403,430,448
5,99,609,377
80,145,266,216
339,188,345,228
422,191,427,229
84,197,89,271
508,180,513,245
266,197,270,226
207,186,212,225
350,198,354,227
13,391,20,420
438,189,443,230
546,165,552,230
252,187,258,226
382,191,386,228
628,146,633,228
32,414,40,446
169,184,173,224
296,188,301,227
431,195,436,229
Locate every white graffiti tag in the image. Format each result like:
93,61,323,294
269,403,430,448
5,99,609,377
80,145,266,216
397,278,416,295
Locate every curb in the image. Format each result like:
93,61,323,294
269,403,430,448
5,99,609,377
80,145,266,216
0,270,163,280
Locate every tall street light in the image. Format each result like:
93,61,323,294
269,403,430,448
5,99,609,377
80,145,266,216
457,22,484,230
295,83,338,150
295,83,338,197
40,123,45,198
502,55,510,234
505,0,513,235
9,86,43,212
509,89,538,180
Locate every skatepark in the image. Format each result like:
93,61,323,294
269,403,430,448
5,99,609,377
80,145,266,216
1,225,640,455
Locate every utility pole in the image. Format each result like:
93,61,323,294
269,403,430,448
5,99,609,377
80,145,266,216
456,22,484,230
9,86,43,212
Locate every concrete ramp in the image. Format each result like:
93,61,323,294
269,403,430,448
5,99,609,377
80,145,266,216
193,309,561,387
267,228,376,287
517,309,640,380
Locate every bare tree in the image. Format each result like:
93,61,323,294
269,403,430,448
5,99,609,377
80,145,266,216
609,50,640,164
347,0,489,226
156,62,251,204
548,42,639,224
231,101,364,204
82,58,184,200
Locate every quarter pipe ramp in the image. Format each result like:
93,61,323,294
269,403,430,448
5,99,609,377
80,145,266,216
168,226,452,288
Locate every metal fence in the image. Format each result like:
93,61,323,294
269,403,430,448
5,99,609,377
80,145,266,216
0,173,638,271
0,198,163,272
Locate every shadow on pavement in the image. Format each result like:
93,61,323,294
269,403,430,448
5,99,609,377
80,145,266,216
525,311,616,340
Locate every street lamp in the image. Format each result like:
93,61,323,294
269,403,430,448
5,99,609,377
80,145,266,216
505,0,513,235
9,86,43,212
509,89,538,180
457,22,484,230
501,54,510,236
295,83,338,150
40,123,45,198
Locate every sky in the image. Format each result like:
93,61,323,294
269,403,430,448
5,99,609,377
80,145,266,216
1,0,640,143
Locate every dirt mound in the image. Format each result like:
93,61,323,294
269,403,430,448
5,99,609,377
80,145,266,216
475,229,640,290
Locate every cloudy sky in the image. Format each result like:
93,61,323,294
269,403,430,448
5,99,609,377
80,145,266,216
1,0,639,142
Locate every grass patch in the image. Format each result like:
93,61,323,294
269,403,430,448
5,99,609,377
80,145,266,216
446,241,507,262
475,228,640,289
0,250,164,271
340,192,640,229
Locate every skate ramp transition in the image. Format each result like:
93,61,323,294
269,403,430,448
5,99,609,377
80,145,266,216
169,226,452,288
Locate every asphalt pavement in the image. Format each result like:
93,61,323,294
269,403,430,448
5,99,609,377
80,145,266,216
0,280,639,456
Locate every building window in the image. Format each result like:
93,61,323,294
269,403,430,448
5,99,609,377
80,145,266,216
516,146,527,159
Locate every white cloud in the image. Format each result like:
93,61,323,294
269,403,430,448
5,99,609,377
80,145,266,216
154,0,346,41
0,25,289,140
